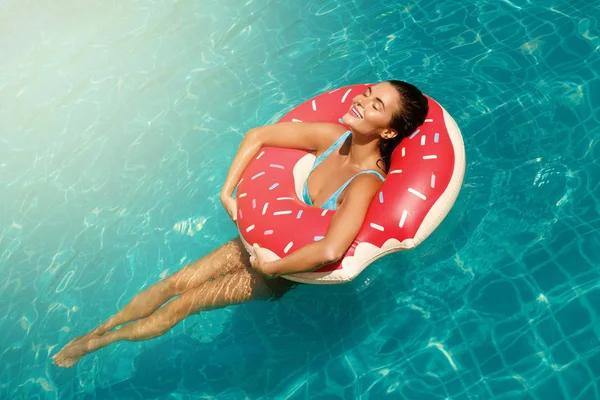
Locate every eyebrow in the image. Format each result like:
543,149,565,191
367,87,386,111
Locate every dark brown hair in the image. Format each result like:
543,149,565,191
377,80,429,172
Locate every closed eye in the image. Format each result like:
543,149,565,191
365,90,380,110
362,87,382,111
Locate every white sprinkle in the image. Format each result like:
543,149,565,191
402,147,406,157
292,118,302,122
284,241,294,253
421,135,426,146
399,210,408,228
312,100,317,111
262,202,269,215
246,224,255,233
269,164,284,169
431,174,436,188
274,210,292,216
256,151,265,160
425,119,433,122
423,155,437,160
370,223,384,231
252,199,256,209
341,88,352,103
321,210,328,216
264,230,274,235
239,193,247,198
389,169,402,174
408,188,426,200
277,197,295,201
239,178,244,184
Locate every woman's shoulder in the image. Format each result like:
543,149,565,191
303,122,349,153
249,122,347,153
312,122,349,141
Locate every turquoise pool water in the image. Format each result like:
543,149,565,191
1,0,599,398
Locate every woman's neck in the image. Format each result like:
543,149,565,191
345,132,382,171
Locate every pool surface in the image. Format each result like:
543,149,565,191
1,0,599,399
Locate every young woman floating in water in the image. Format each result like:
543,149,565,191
53,80,428,368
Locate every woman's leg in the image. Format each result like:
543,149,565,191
53,267,295,368
91,238,250,335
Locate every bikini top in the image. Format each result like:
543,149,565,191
301,130,385,210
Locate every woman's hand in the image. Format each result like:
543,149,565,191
220,193,238,223
249,244,277,278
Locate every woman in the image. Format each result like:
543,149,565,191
53,80,428,368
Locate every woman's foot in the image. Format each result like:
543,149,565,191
52,324,109,368
52,335,91,368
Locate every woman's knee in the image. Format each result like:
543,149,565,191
163,267,194,294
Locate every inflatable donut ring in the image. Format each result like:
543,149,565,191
235,84,465,284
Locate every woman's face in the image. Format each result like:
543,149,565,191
341,82,402,137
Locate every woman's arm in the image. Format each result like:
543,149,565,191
220,122,344,200
253,174,383,277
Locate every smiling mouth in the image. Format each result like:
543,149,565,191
349,104,363,119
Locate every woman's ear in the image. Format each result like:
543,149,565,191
381,128,398,140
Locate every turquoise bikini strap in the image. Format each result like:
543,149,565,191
310,130,351,171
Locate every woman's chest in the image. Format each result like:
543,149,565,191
306,155,358,207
